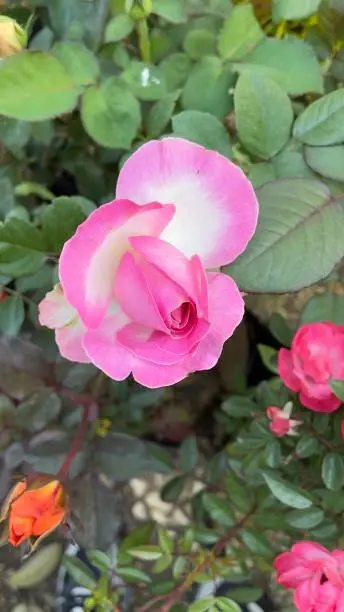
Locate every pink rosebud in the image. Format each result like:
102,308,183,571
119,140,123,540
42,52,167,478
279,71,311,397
39,138,259,388
278,322,344,413
267,402,302,438
274,541,344,611
341,420,344,440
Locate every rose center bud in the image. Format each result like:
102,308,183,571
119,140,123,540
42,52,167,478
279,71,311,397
169,301,196,337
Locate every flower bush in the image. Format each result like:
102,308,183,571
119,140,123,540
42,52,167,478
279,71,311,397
0,0,344,611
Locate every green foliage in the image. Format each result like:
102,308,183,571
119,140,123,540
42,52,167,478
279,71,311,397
227,179,344,293
81,77,141,149
294,89,344,145
218,4,264,61
234,72,293,159
0,52,82,120
1,2,344,610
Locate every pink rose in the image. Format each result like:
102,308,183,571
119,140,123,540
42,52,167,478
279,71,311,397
274,542,344,612
267,402,301,437
278,322,344,413
39,138,258,388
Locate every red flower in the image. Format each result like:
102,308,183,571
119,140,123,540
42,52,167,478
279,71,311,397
278,322,344,413
274,541,344,611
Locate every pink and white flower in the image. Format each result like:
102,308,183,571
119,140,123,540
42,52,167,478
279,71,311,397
39,138,258,388
267,401,302,438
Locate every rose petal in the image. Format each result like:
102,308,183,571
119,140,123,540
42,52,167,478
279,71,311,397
299,391,341,413
187,272,244,371
117,319,210,364
83,310,133,381
129,235,200,306
59,199,175,328
131,359,188,388
38,284,76,329
55,319,90,363
115,252,167,332
116,137,258,268
278,348,301,393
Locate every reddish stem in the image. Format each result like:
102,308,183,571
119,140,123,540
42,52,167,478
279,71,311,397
58,403,92,481
137,505,257,612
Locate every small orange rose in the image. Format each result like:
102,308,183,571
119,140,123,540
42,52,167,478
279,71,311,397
0,476,66,550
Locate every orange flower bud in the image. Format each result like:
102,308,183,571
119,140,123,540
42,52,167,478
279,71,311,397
0,476,66,550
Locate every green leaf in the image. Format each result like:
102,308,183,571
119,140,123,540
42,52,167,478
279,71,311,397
286,508,325,529
241,529,275,556
0,296,24,336
188,597,215,612
173,556,187,579
9,543,62,588
226,472,253,512
160,53,192,91
264,439,282,468
184,29,216,60
234,72,293,159
311,519,338,540
262,469,313,509
172,110,231,157
248,161,276,188
152,553,173,574
301,293,344,325
0,51,81,120
158,527,174,554
81,77,141,149
305,145,344,182
273,0,321,21
0,218,47,277
322,453,344,491
119,522,154,564
257,345,278,374
216,599,241,612
15,181,54,201
116,566,152,584
294,89,344,145
274,150,316,180
62,556,97,591
52,42,99,86
86,549,112,572
151,0,187,23
128,545,162,561
105,14,134,42
122,62,167,101
268,313,293,347
243,38,323,96
47,0,109,50
179,435,198,472
95,432,152,481
182,59,235,120
0,117,31,155
226,179,344,293
41,196,86,253
15,390,61,432
221,396,255,418
146,90,179,138
330,380,344,402
0,175,15,218
202,492,234,527
218,4,264,61
161,475,186,502
229,588,264,604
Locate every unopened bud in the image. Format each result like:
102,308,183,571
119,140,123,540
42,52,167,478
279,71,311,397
0,16,27,59
125,0,152,20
